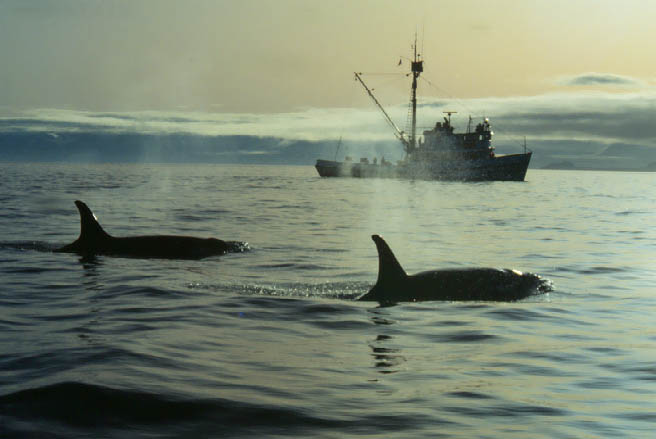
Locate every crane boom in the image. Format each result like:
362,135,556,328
353,72,409,150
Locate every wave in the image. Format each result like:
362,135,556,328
225,240,251,254
0,240,59,253
0,381,430,436
1,381,320,426
214,281,369,301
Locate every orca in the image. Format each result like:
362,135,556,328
55,200,230,260
358,235,549,304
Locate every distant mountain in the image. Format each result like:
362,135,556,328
542,161,576,170
600,143,656,161
0,131,402,165
1,130,655,171
517,140,656,171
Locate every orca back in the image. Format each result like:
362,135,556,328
359,235,549,303
56,200,229,259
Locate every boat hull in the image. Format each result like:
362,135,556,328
315,159,397,179
316,152,532,182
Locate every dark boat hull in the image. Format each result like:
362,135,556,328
315,159,397,179
316,152,532,182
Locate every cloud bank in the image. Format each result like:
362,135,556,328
2,88,656,170
559,73,646,88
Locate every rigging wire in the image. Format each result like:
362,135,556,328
363,74,408,94
329,76,362,161
421,22,425,61
357,72,406,76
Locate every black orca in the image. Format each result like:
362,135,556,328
55,200,229,260
358,235,549,304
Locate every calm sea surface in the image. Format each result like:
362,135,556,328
1,163,655,438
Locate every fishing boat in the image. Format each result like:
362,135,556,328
315,39,532,181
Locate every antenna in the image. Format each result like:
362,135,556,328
443,111,457,124
421,22,425,58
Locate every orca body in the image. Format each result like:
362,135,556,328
56,200,229,260
358,235,549,304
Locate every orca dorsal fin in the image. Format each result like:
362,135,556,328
372,235,407,286
75,200,111,242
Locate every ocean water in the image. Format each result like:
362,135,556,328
1,162,655,438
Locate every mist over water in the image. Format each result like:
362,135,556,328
1,163,655,438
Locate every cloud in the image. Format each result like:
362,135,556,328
2,89,656,169
0,107,400,142
2,91,656,146
559,73,646,88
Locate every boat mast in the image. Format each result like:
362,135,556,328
409,34,423,154
352,35,423,155
334,136,342,161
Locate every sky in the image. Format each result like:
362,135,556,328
1,0,656,167
2,0,656,112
